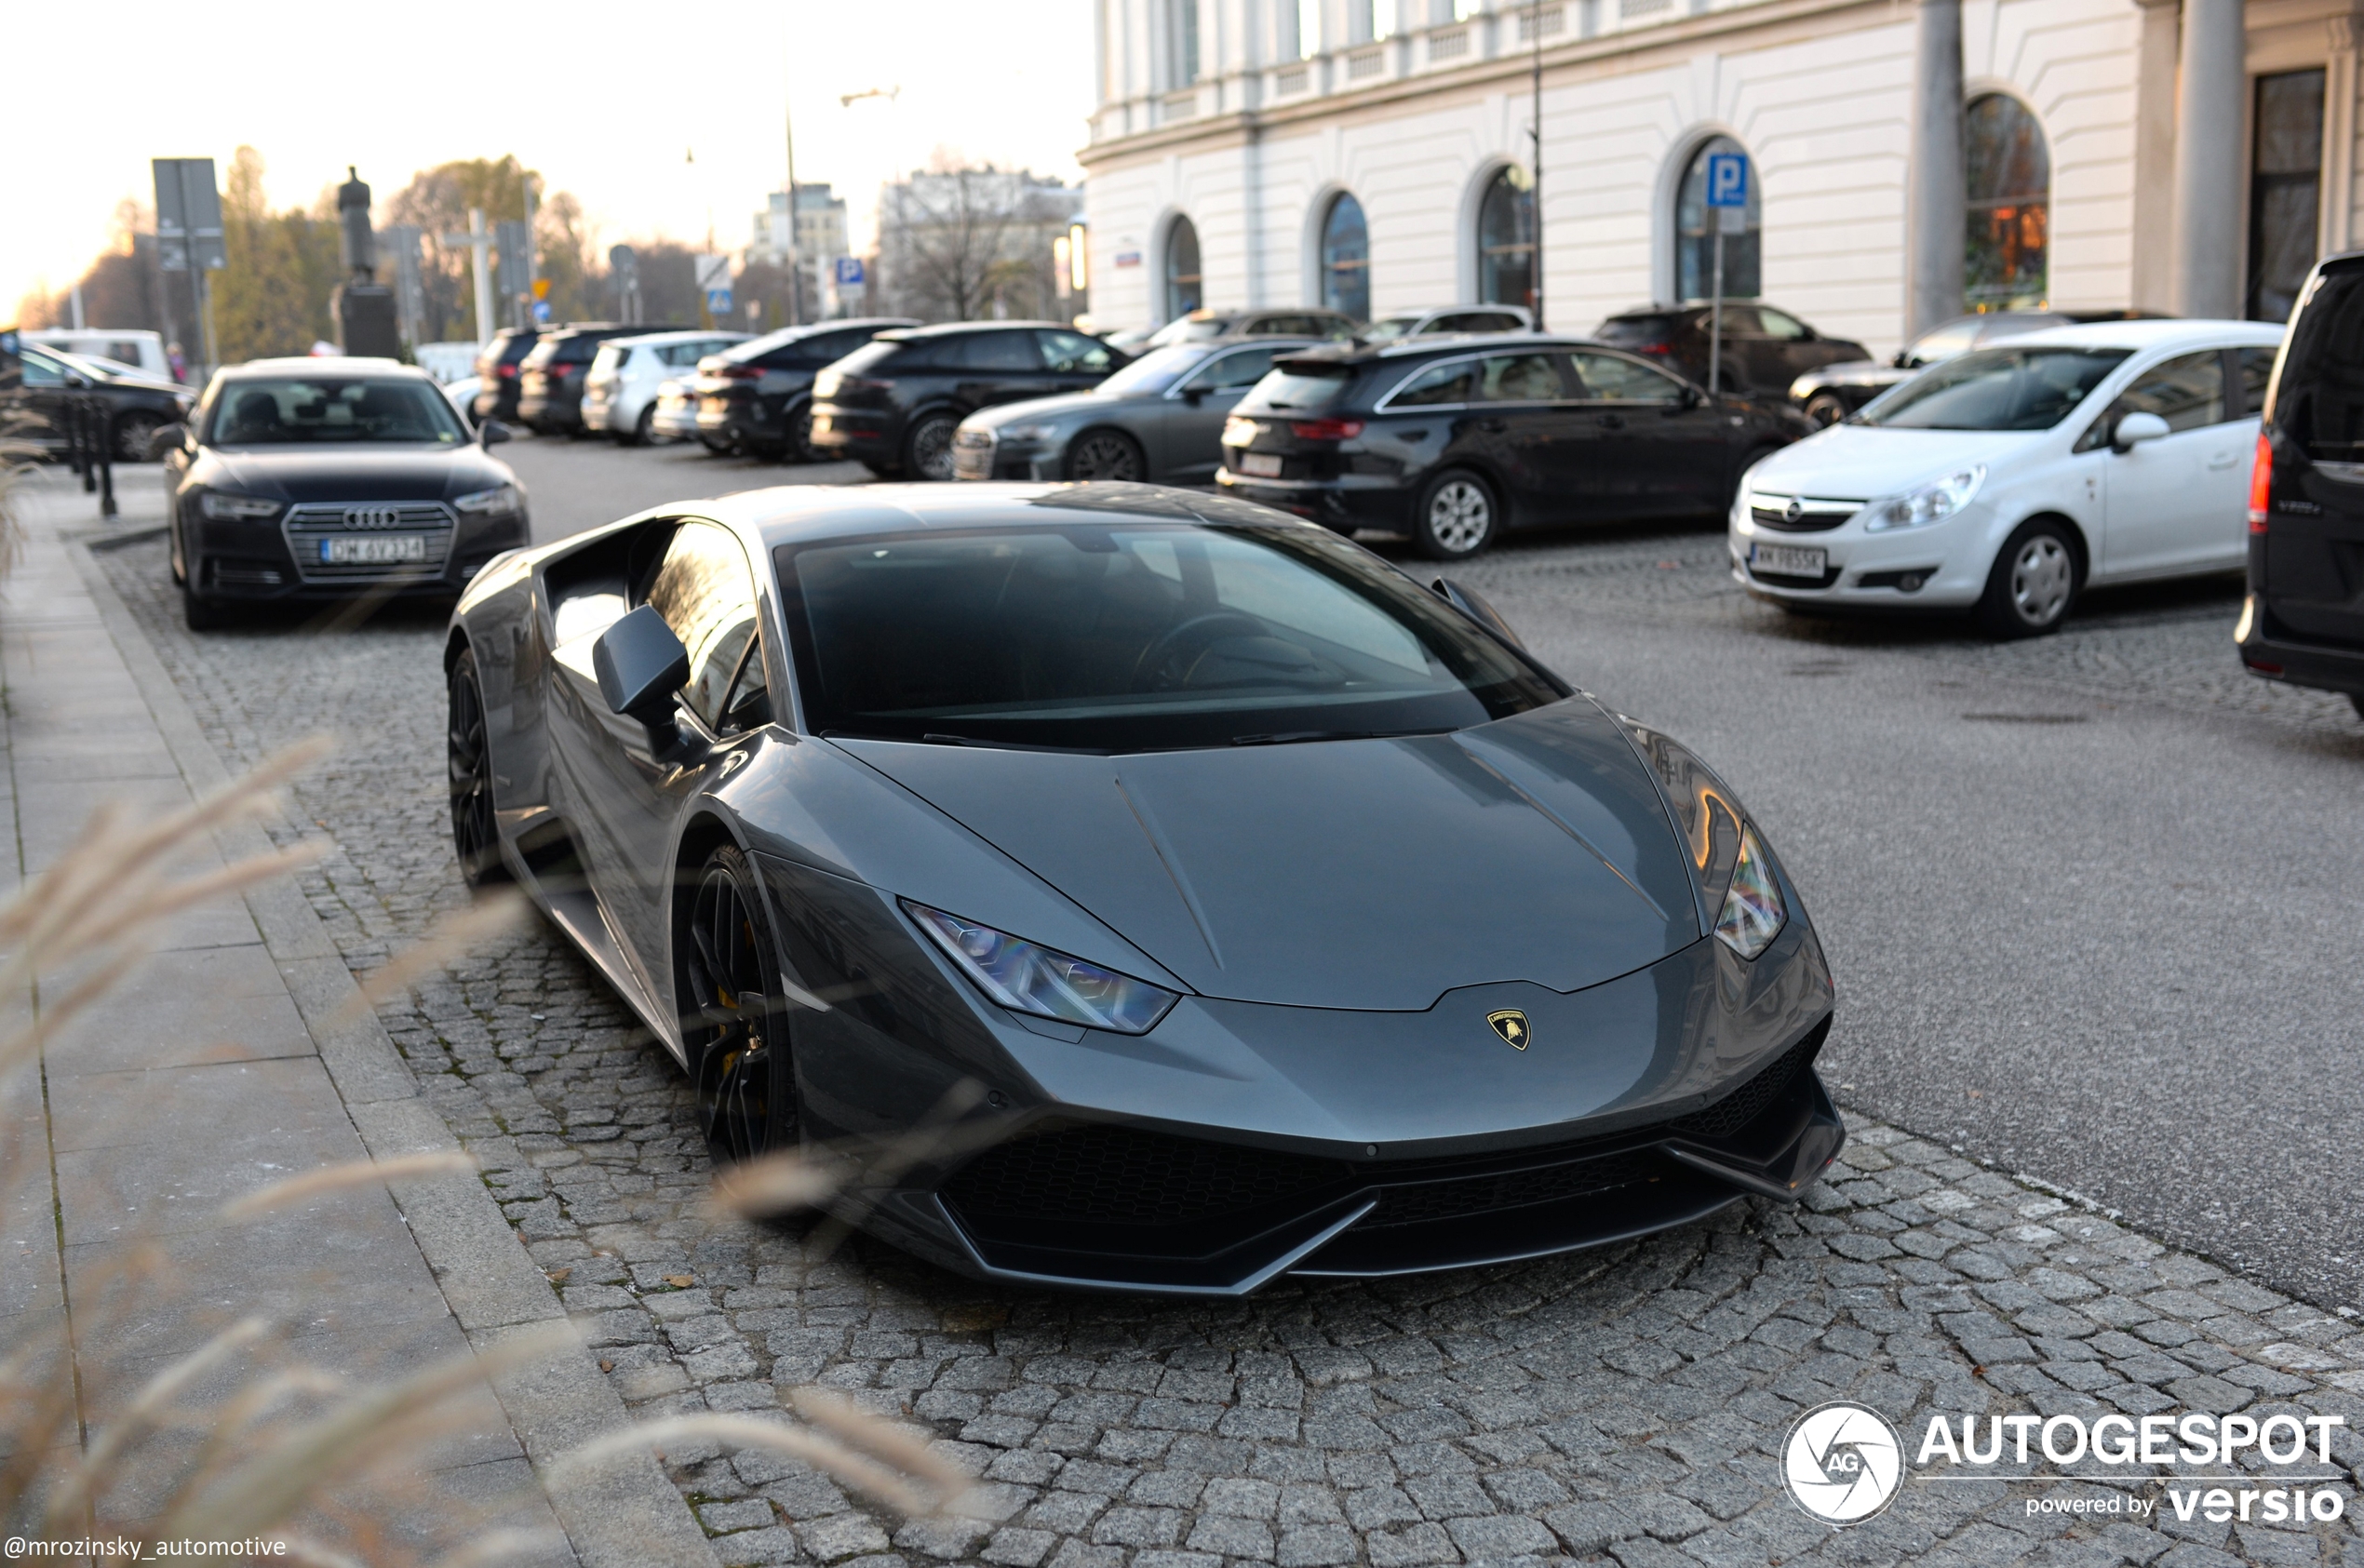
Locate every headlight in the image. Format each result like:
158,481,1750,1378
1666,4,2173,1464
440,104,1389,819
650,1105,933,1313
1865,464,1983,531
905,901,1179,1034
999,423,1057,444
453,484,523,516
199,491,280,521
1713,825,1787,959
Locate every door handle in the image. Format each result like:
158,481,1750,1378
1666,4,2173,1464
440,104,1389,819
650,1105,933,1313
1596,413,1625,431
2207,452,2237,470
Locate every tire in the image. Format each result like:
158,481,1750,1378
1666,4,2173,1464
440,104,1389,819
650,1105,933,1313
786,404,815,463
113,411,160,462
1802,393,1850,429
624,405,656,446
1976,519,2081,639
1411,469,1500,561
1065,429,1147,482
679,843,799,1166
862,461,902,479
181,574,232,631
905,412,960,482
447,647,508,891
698,436,732,456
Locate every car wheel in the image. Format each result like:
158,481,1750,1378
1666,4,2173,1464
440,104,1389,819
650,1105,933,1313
1802,393,1850,429
681,843,798,1166
625,406,655,446
168,518,187,585
788,405,815,463
1976,519,2080,639
181,574,232,632
1066,430,1146,482
1412,469,1499,560
698,436,732,456
447,647,507,890
905,413,960,481
113,411,160,462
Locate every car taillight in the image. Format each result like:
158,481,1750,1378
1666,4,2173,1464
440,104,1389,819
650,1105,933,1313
2249,432,2273,533
1634,341,1672,355
1289,418,1365,441
498,363,518,379
719,365,763,381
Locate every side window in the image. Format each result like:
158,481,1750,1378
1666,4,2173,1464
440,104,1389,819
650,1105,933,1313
1036,329,1114,373
643,522,765,733
953,332,1040,372
1569,352,1685,403
1716,306,1766,337
1475,353,1568,401
22,350,65,388
1187,345,1283,392
1387,358,1479,407
2237,346,2277,417
2098,350,2228,442
1754,307,1811,341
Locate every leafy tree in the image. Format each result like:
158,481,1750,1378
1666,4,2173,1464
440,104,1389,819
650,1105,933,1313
213,146,339,362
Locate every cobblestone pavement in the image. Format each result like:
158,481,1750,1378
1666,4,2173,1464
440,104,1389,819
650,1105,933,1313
94,532,2364,1567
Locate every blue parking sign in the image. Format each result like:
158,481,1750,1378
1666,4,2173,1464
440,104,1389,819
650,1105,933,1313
834,256,866,288
1706,152,1749,208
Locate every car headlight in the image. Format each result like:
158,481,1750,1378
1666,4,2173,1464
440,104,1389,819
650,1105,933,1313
199,490,280,521
453,484,523,516
1712,825,1788,959
1865,464,1983,531
905,901,1179,1034
999,423,1058,444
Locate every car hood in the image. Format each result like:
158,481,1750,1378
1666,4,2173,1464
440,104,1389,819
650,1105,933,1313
963,390,1137,429
1749,423,2047,499
198,444,512,503
833,697,1702,1012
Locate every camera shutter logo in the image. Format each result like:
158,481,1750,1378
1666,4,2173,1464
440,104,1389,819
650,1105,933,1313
1782,1401,1903,1525
343,505,402,529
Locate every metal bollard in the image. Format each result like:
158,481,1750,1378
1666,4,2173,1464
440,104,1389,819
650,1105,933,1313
78,400,97,493
95,403,117,518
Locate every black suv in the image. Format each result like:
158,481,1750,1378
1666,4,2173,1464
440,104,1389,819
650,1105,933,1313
1216,334,1807,559
2237,250,2364,717
517,324,678,436
471,327,540,423
808,322,1126,479
692,317,916,460
1593,302,1869,400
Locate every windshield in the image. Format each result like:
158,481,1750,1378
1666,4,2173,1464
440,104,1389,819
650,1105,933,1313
1858,347,2130,431
206,378,470,446
1095,344,1216,395
774,521,1562,752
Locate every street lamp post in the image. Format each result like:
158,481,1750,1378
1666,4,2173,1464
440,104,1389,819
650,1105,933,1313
1529,1,1545,330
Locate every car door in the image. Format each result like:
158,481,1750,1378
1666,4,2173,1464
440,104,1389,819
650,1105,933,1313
1157,342,1293,482
2091,348,2245,579
1450,350,1582,524
1566,351,1726,516
554,519,770,993
1035,328,1117,395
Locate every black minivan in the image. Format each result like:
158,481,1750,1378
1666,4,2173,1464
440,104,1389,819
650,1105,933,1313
2237,250,2364,717
1216,335,1807,559
807,322,1125,479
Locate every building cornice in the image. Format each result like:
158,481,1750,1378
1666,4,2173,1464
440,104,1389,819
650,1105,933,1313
1077,0,1894,169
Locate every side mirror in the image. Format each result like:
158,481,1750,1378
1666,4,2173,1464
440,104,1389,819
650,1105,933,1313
2112,410,2170,452
150,422,188,459
1678,383,1705,409
1180,385,1208,406
1891,350,1912,369
1430,577,1528,651
593,605,691,753
479,419,512,447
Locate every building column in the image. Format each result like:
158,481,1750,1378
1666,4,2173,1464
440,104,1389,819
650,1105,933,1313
1906,0,1966,337
2130,0,2183,313
2323,16,2359,259
2169,0,2248,317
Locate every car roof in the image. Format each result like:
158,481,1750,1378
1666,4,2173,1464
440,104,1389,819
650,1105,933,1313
218,357,424,377
1987,319,2283,352
700,482,1311,551
1278,331,1605,366
882,320,1074,340
606,328,750,347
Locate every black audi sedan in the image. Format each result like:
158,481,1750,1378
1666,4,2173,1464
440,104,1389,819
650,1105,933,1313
166,358,528,629
692,317,916,460
808,322,1126,480
1217,336,1807,558
952,338,1321,483
1593,302,1868,400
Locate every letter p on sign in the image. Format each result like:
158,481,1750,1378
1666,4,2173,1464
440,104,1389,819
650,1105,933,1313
1706,153,1749,208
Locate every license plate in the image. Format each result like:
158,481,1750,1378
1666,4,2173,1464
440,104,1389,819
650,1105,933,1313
1751,543,1827,579
321,534,428,566
1238,451,1283,478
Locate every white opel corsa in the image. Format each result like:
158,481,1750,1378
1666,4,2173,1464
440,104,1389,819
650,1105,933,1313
1730,320,2284,637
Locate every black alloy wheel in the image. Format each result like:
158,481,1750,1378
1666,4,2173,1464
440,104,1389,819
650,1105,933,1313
447,648,506,889
1976,518,2081,639
682,844,796,1165
1066,430,1146,482
1411,468,1499,560
1802,393,1850,429
906,413,960,481
788,405,816,463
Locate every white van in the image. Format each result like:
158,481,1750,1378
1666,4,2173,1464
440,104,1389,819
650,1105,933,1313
24,328,172,382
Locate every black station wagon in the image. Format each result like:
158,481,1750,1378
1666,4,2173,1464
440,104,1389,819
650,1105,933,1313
1216,335,1808,558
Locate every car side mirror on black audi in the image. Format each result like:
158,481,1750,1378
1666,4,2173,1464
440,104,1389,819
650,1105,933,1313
1678,383,1705,409
593,605,692,755
479,419,512,447
1180,385,1208,405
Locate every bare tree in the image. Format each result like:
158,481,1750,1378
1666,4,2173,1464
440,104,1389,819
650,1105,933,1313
878,152,1081,323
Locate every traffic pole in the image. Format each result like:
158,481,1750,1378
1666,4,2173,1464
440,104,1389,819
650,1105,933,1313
1709,228,1724,397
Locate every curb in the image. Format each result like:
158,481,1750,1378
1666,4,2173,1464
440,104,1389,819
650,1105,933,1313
64,539,720,1568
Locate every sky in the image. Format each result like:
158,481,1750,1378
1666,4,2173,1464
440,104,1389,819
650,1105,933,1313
5,0,1096,316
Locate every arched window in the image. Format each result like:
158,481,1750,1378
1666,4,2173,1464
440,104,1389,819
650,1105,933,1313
1320,194,1370,321
1967,94,2049,309
1164,216,1202,322
1477,166,1535,310
1674,135,1760,302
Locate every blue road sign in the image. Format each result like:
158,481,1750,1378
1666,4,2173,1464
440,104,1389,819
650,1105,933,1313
1706,153,1749,208
531,300,551,323
834,256,866,288
705,288,733,315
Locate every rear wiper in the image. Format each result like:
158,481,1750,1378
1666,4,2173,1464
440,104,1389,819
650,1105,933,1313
1229,729,1440,746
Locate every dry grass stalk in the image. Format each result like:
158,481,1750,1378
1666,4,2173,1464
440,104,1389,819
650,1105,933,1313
332,885,531,1026
0,436,40,578
221,1150,477,1221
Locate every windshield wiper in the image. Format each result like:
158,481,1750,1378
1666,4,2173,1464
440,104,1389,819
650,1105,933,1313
1229,729,1441,746
918,731,1110,756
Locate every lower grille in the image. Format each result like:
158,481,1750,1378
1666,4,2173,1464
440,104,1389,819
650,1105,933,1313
281,501,456,584
944,1123,1351,1228
1748,494,1861,532
1667,1031,1820,1141
1362,1147,1669,1229
208,558,284,589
